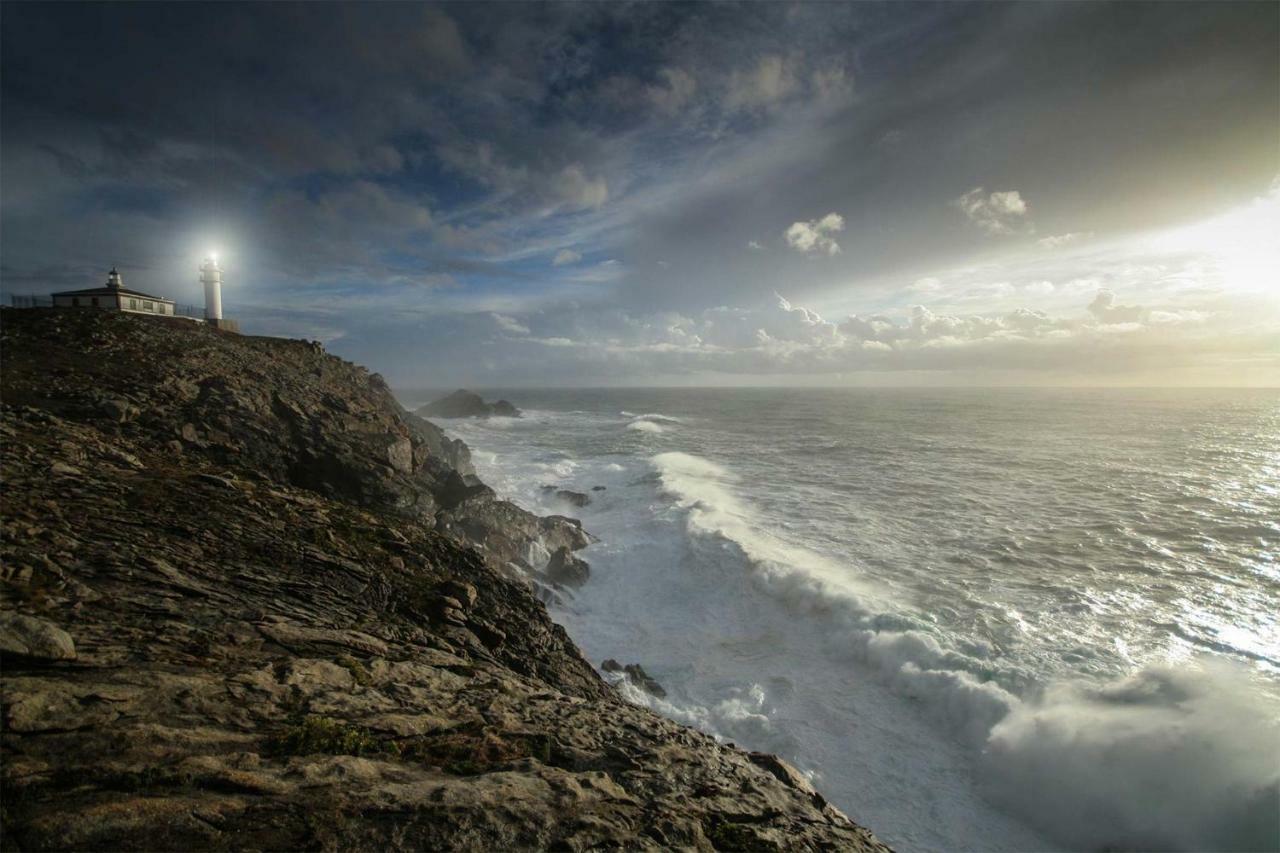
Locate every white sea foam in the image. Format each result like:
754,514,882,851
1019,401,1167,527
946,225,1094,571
424,389,1280,853
982,662,1280,852
627,419,667,434
621,411,682,423
649,449,1280,852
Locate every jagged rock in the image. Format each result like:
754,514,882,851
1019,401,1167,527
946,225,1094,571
417,389,522,419
440,580,478,609
545,546,590,588
0,612,76,662
195,472,236,489
0,309,889,853
601,660,667,699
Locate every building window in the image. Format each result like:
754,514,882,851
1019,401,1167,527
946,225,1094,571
143,300,153,311
92,297,100,307
73,298,80,306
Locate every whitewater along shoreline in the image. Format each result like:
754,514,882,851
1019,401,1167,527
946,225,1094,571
0,308,888,851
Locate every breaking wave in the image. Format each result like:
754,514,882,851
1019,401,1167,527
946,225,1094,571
627,419,668,434
650,450,1280,852
621,411,683,423
626,413,680,434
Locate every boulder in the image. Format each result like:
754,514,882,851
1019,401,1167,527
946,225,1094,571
545,547,590,588
0,612,77,662
554,489,590,508
99,398,139,423
385,436,414,474
491,400,520,417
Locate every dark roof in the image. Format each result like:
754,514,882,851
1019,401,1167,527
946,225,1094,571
51,286,174,302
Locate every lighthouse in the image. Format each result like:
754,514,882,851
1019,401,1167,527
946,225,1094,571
200,255,223,321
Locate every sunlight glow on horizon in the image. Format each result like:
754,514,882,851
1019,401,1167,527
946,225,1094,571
1143,188,1280,295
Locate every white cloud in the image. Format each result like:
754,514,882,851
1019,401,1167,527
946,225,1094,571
1087,289,1144,323
360,281,1278,387
725,56,799,111
910,276,942,293
565,259,626,285
747,240,764,251
491,312,530,335
955,187,1032,236
1038,232,1092,249
785,212,844,255
647,67,697,115
553,164,608,210
552,248,582,266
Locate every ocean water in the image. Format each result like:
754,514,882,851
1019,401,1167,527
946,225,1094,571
403,387,1280,853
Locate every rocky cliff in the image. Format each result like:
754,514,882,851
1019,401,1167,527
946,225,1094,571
0,309,889,852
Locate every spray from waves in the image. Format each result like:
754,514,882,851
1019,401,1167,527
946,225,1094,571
650,450,1280,852
602,671,793,755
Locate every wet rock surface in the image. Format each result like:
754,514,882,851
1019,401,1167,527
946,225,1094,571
602,660,668,699
0,309,889,852
542,485,591,507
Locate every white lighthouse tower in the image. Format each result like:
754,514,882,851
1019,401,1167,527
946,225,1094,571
200,255,223,321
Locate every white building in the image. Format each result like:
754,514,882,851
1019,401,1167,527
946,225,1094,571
51,268,176,315
200,256,222,320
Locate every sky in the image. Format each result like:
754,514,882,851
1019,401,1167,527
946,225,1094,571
2,2,1277,387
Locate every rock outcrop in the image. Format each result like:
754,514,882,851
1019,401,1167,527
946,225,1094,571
417,389,521,419
0,309,889,852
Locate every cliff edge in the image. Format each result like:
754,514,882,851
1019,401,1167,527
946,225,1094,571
0,309,889,851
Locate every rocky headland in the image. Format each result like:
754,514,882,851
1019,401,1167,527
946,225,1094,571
0,308,889,851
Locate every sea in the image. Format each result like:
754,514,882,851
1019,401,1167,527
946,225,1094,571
399,387,1280,853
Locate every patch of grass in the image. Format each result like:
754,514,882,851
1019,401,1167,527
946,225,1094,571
334,653,371,687
266,715,392,758
397,728,552,776
705,820,764,851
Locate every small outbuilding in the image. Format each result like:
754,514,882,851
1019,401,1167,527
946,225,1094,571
52,268,175,316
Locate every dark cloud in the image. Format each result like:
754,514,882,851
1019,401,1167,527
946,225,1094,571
1,2,1275,383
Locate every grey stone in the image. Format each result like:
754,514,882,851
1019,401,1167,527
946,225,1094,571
0,612,76,661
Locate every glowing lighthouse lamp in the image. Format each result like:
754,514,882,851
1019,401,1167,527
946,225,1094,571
198,251,238,332
200,252,222,320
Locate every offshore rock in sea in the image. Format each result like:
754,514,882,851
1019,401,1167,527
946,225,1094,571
541,485,591,507
417,388,522,419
